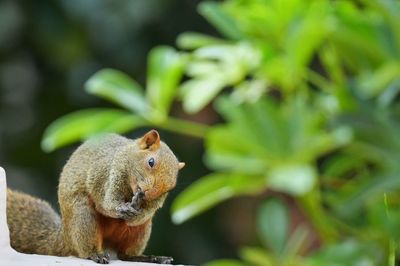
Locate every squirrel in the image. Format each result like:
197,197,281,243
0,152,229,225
6,130,185,264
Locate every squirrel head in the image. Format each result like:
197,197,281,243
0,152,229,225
130,129,184,201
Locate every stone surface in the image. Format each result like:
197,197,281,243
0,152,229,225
0,167,177,266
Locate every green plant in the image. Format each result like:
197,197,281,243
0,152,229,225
42,0,400,265
41,47,208,152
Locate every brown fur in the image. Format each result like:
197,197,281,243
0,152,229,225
97,213,151,255
6,130,183,262
6,189,72,256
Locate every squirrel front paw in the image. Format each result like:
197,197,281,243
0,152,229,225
116,202,139,220
115,187,145,220
131,186,145,209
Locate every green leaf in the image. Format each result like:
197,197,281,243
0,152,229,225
321,153,366,180
180,78,225,114
356,62,400,98
41,109,146,152
377,79,400,107
205,97,342,182
171,173,264,224
284,225,310,257
177,32,225,50
368,0,400,55
213,97,289,157
309,241,382,266
180,43,260,113
333,172,400,219
367,195,400,241
186,60,220,77
268,164,317,196
85,69,149,115
146,46,185,119
198,2,243,40
284,1,329,68
230,79,267,104
257,199,289,256
239,247,275,266
205,127,269,174
330,2,390,71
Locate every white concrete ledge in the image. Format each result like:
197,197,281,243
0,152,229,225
0,167,175,266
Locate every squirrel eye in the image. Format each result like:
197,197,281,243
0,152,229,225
148,157,155,168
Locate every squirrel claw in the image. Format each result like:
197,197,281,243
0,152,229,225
89,253,110,264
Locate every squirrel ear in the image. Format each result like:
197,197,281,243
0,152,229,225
140,130,160,150
178,162,185,170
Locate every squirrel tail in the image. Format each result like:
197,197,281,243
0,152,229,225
6,189,68,256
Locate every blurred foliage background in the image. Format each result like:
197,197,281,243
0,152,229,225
2,0,400,265
0,0,226,264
